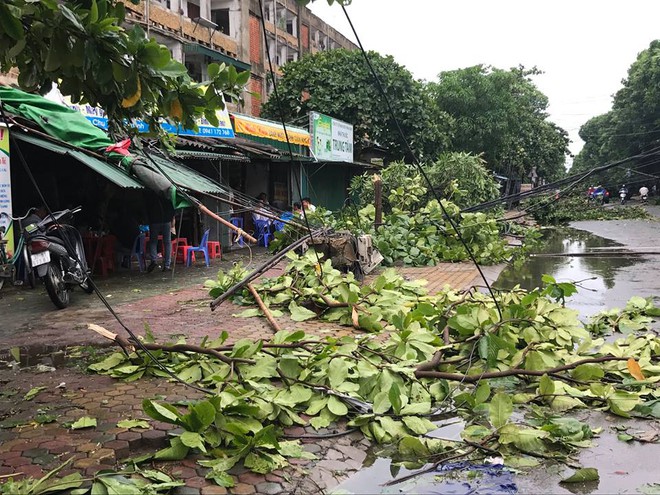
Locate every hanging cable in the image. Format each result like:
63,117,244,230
340,4,502,319
256,0,326,276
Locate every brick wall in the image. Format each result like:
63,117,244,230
250,76,263,116
301,24,309,50
249,14,262,64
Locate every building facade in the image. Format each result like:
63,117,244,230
119,0,357,117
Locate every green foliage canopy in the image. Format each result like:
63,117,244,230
0,0,249,136
260,48,451,162
350,152,500,210
572,40,660,186
427,65,570,181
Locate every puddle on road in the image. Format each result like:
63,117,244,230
332,228,660,494
496,227,658,320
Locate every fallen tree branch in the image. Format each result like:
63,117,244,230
415,355,648,382
247,283,282,333
88,324,255,365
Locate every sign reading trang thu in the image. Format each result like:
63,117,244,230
309,112,353,162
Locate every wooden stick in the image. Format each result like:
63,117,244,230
247,283,282,333
88,324,254,364
197,203,257,244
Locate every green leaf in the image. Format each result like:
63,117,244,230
489,393,513,429
327,396,349,416
401,416,437,435
70,416,97,429
206,470,235,487
398,436,430,457
560,468,599,483
474,381,491,405
142,399,182,425
571,364,604,381
328,358,349,388
538,375,555,396
154,437,190,460
288,301,317,321
117,419,150,429
179,431,207,453
388,383,403,414
0,3,24,40
24,386,46,401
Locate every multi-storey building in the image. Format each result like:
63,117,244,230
121,0,357,117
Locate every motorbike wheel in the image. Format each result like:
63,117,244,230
22,247,36,289
79,277,95,294
44,263,70,309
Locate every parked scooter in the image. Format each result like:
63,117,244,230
23,206,94,309
640,186,649,203
619,185,628,205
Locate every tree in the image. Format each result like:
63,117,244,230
349,152,499,210
572,40,660,185
0,0,249,136
427,65,570,181
260,49,452,162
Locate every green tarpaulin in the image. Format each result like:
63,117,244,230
0,86,208,208
0,87,113,151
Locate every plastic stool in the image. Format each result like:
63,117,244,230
208,241,222,260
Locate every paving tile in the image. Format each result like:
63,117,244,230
201,487,228,495
229,482,256,494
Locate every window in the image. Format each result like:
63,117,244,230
287,49,298,63
187,1,200,20
212,8,230,34
286,15,297,37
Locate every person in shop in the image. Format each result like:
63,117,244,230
293,202,303,218
301,197,316,213
252,193,270,223
146,191,175,272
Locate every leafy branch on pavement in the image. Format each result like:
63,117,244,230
88,257,660,488
0,457,182,494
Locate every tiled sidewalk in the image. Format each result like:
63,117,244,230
0,261,505,494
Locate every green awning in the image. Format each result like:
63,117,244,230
183,43,251,72
144,154,225,194
13,132,144,189
172,149,250,162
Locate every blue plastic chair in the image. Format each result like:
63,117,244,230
253,219,272,248
230,217,245,246
186,229,211,267
122,233,146,271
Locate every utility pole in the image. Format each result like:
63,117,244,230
373,174,382,229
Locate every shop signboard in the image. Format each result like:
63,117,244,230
309,111,353,162
232,114,310,147
0,124,13,256
57,93,235,138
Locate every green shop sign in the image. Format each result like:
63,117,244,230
309,112,354,162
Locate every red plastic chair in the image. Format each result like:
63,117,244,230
172,238,190,264
208,241,222,260
91,234,116,277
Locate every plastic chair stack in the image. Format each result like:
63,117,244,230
172,238,191,264
186,229,211,267
230,217,245,247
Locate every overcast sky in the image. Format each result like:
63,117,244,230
308,0,660,160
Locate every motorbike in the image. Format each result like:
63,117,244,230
619,188,628,205
23,206,94,309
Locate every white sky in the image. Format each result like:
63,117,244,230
308,0,660,160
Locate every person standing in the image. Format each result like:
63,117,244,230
146,192,175,272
